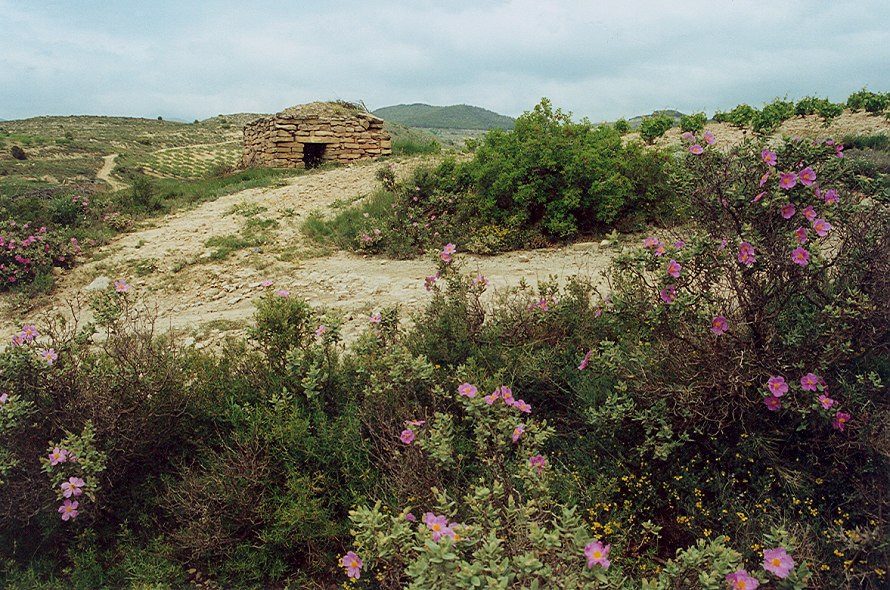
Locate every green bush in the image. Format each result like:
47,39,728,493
751,99,795,134
613,118,630,135
725,103,756,127
679,112,707,134
846,87,889,113
639,113,674,143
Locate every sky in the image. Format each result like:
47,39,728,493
2,0,889,122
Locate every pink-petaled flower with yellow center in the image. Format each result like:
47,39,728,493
767,376,788,396
812,218,831,237
802,205,817,221
39,349,58,365
643,236,660,249
457,383,478,398
61,476,85,498
471,274,489,287
689,144,704,155
58,499,79,521
584,540,611,569
704,131,716,145
423,513,455,542
673,240,685,249
48,447,69,466
794,226,808,244
800,373,820,391
483,392,499,405
11,333,25,347
764,395,782,411
275,289,289,298
822,188,839,204
726,569,760,590
711,316,729,335
835,144,845,158
654,243,667,257
341,551,363,579
798,166,817,186
659,285,677,304
737,242,756,266
515,399,532,414
818,394,835,409
791,246,810,267
260,279,273,287
113,279,129,293
762,149,777,167
499,386,515,406
578,350,594,370
752,191,766,203
512,424,525,443
441,243,456,255
21,324,39,342
763,547,795,579
780,204,796,219
399,429,415,444
405,419,426,427
529,454,547,473
369,312,382,324
315,325,327,337
779,172,797,190
833,411,851,431
759,171,770,187
681,131,695,142
666,259,682,278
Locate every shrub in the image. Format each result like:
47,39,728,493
679,112,707,134
613,118,630,135
0,220,78,290
639,113,674,143
751,99,795,134
725,103,756,127
10,146,26,161
847,87,889,113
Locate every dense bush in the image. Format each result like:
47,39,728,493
751,99,796,134
679,112,707,134
847,88,890,114
612,118,630,135
0,220,79,290
639,113,674,143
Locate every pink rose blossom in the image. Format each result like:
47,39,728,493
61,477,85,498
584,540,611,569
767,376,789,397
515,399,532,414
711,316,729,335
498,386,515,406
342,551,363,579
404,512,416,522
751,191,766,203
423,513,455,541
275,289,289,298
458,383,478,398
764,395,782,411
315,325,327,337
113,279,129,293
399,429,415,444
512,424,525,443
759,171,770,187
812,218,831,237
529,454,547,473
704,131,716,145
643,236,660,249
369,312,382,324
690,144,704,155
666,259,682,278
833,411,851,431
794,227,808,244
58,499,79,521
780,204,796,219
761,149,777,167
763,547,795,579
798,167,817,186
654,243,667,257
738,242,756,266
673,240,686,249
48,447,69,466
800,373,819,391
260,279,273,287
659,285,677,304
405,419,426,426
822,188,839,204
726,569,759,590
818,394,835,409
681,132,695,142
779,172,797,190
791,247,810,267
578,350,594,371
39,349,58,365
21,324,39,342
802,206,817,221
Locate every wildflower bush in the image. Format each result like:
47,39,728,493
0,220,79,290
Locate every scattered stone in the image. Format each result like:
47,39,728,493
83,276,111,292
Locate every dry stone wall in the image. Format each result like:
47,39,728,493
242,103,391,169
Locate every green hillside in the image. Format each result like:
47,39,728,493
373,103,515,130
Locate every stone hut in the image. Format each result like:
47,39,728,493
242,102,391,169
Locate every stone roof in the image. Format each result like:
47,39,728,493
274,101,381,121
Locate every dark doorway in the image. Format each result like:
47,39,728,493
303,143,325,168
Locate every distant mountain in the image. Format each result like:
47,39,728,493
373,103,514,130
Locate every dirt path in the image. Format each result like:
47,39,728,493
1,157,614,349
96,154,127,191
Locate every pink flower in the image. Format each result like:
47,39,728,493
673,240,686,249
315,325,327,337
681,132,695,142
260,279,273,287
812,218,831,237
499,386,515,406
726,569,759,590
791,247,810,267
780,204,796,219
835,144,845,158
458,383,478,398
822,188,839,204
690,144,704,155
11,333,25,347
704,131,716,145
818,394,835,409
767,376,789,397
751,191,766,203
798,167,817,186
48,447,69,466
369,312,382,324
763,547,795,579
584,540,611,570
113,279,129,293
512,424,525,443
666,259,682,278
341,551,363,579
61,477,85,498
802,206,817,221
471,274,489,287
400,429,415,444
275,289,289,298
779,172,797,190
800,373,819,391
483,392,499,405
578,350,594,371
58,499,79,521
529,454,547,473
833,411,851,431
423,513,455,541
711,316,729,335
659,285,677,304
764,395,782,411
794,227,808,244
0,393,8,404
643,236,660,249
424,274,440,290
514,399,532,414
405,419,426,427
737,242,756,266
39,349,58,365
21,324,39,342
762,149,777,167
404,512,416,522
654,243,666,257
759,171,770,187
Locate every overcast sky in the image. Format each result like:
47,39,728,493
2,0,888,122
